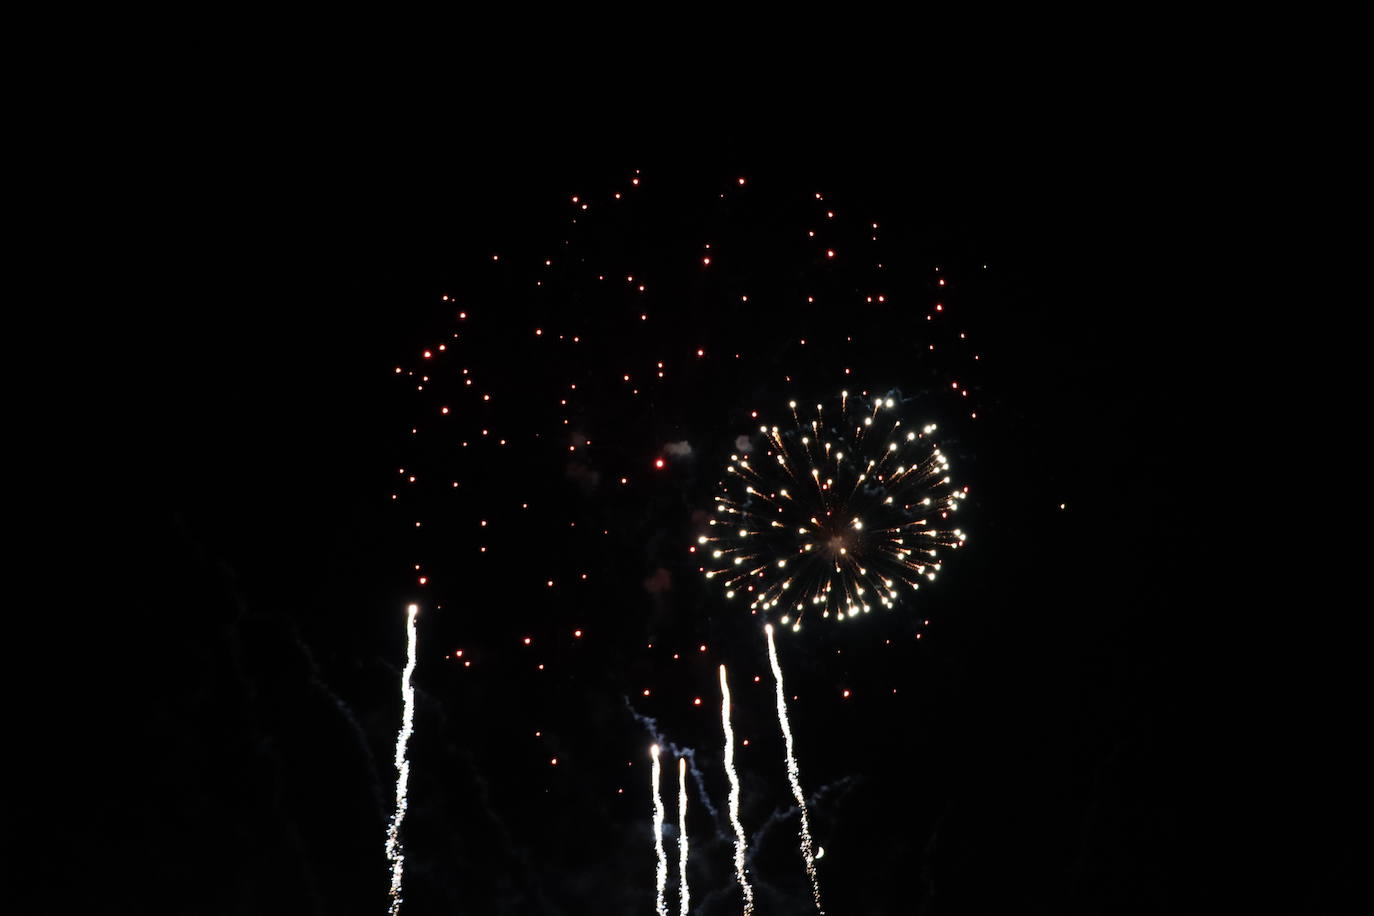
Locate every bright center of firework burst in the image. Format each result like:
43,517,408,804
702,392,968,630
817,518,856,556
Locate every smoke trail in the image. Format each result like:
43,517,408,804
625,698,724,829
651,744,668,916
386,604,419,915
678,757,690,916
765,623,824,913
719,664,755,915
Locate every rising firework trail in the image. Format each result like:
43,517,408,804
386,604,419,915
651,744,668,916
719,664,754,915
765,623,824,913
678,757,689,916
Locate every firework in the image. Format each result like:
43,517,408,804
386,604,419,915
651,744,668,916
701,391,967,632
719,664,754,915
765,623,824,913
678,757,689,916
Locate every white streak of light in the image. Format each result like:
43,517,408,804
720,664,754,915
678,757,689,916
386,604,419,916
765,623,824,913
652,744,668,916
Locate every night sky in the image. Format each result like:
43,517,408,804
37,113,1357,915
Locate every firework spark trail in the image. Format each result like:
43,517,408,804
386,604,419,916
765,623,824,913
651,744,668,916
678,757,689,916
720,664,755,916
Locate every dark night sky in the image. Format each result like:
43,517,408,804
30,103,1358,915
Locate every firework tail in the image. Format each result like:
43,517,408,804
765,623,824,913
652,744,668,916
386,604,419,915
719,664,755,915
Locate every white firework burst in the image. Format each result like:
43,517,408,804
701,391,967,632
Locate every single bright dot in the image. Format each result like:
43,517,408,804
655,458,665,469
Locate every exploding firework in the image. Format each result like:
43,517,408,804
701,391,967,632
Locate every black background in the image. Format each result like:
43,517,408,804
27,95,1357,915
